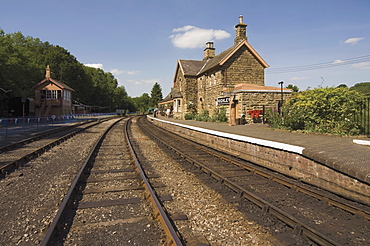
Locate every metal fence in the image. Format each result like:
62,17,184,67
0,113,117,140
354,98,370,137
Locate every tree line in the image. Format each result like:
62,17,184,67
0,30,163,115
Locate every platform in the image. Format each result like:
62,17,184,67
151,115,370,185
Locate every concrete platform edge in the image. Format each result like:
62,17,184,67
149,116,305,154
353,139,370,146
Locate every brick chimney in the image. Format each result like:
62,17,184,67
203,42,215,61
45,65,51,79
234,15,247,45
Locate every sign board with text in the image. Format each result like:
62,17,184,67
217,97,230,105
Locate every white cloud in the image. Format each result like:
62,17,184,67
172,25,195,33
110,69,138,76
351,62,370,70
169,25,231,49
343,37,364,45
128,79,158,85
84,63,104,69
290,76,310,81
110,69,124,75
333,60,345,64
125,70,138,75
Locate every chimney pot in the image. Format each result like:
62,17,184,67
45,65,51,79
203,42,215,60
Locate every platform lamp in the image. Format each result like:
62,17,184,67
227,83,234,126
21,97,27,119
278,81,284,112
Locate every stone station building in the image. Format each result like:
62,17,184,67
160,16,292,124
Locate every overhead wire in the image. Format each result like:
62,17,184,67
266,54,370,74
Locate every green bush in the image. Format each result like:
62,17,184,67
265,108,284,129
185,107,228,123
267,87,365,135
184,113,195,120
195,110,212,122
212,107,228,122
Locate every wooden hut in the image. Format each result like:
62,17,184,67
32,65,74,116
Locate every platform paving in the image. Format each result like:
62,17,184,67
154,116,370,184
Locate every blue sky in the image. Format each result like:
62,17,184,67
1,0,369,97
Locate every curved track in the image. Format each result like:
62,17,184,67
138,116,370,246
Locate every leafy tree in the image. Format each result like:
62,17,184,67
350,82,370,97
0,29,129,115
112,86,135,112
83,66,118,110
150,82,163,107
286,84,299,92
132,93,151,113
336,84,348,88
0,31,43,98
125,97,137,112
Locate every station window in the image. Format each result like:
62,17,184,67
64,91,71,100
44,90,61,99
177,99,181,112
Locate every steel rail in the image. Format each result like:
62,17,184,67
191,141,370,220
125,117,184,246
0,119,94,153
40,118,122,246
139,117,344,246
41,117,184,245
0,119,106,179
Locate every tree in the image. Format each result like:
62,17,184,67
150,82,163,107
286,84,299,92
83,66,118,110
336,84,348,88
0,31,43,98
113,86,130,109
0,29,133,115
350,82,370,97
132,93,151,113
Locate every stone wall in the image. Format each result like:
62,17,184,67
223,46,265,86
236,91,292,122
151,118,369,205
201,70,224,116
173,70,198,119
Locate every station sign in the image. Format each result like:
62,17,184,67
217,97,230,105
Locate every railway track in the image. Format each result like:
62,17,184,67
138,116,370,246
40,117,185,245
0,118,106,178
1,115,368,245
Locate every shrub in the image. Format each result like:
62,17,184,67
212,107,228,122
195,110,212,122
185,107,228,123
267,87,365,135
265,108,284,129
186,102,197,115
184,113,195,120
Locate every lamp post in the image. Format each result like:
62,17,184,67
21,97,27,119
278,81,284,112
227,83,234,126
